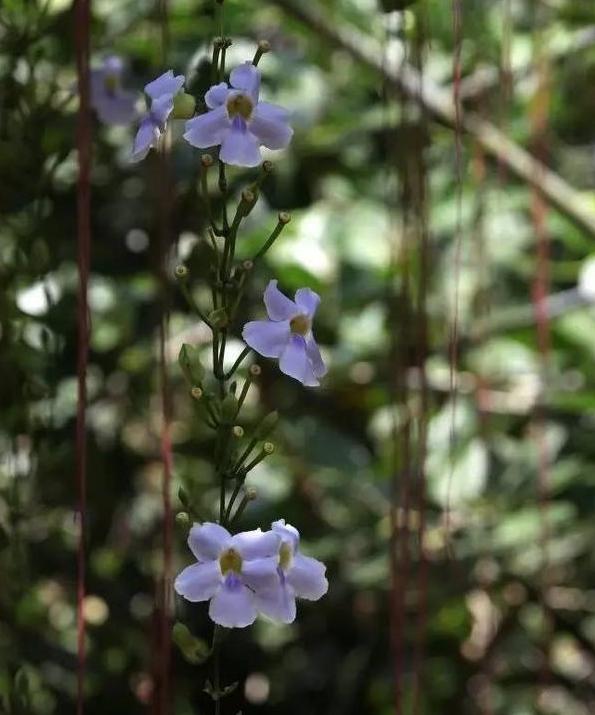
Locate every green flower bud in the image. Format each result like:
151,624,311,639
172,91,196,119
221,394,238,423
178,486,190,508
263,441,274,455
232,425,244,438
191,386,203,400
175,264,188,280
249,364,261,377
208,307,229,328
175,512,190,528
172,622,211,664
245,487,257,500
178,344,205,386
278,211,291,225
201,153,214,168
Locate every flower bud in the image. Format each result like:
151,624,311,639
208,307,228,328
245,487,257,501
263,441,274,455
175,511,190,528
242,188,256,205
278,211,291,225
191,386,203,400
175,264,188,280
178,486,190,507
249,364,261,377
201,153,214,168
242,260,254,272
262,160,273,174
172,622,210,665
232,425,244,438
221,394,238,422
172,91,196,119
258,40,271,54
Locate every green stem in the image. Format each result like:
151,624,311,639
179,281,213,329
224,347,251,380
253,214,290,261
224,478,245,522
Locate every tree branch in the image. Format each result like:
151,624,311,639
272,0,595,238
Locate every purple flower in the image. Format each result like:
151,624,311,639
90,55,137,125
131,70,185,162
174,522,281,628
242,280,326,387
254,520,328,624
184,61,293,167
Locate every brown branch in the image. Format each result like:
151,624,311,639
272,0,595,238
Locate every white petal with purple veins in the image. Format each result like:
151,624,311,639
264,280,299,321
131,117,160,162
205,82,229,109
295,287,320,318
255,583,297,624
184,105,230,148
188,522,231,561
306,337,327,379
242,319,291,358
287,553,328,600
145,70,185,99
174,561,221,602
279,335,319,387
232,528,280,560
209,577,257,628
250,103,293,150
241,556,280,591
229,61,261,102
219,122,262,167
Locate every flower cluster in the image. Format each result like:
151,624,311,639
175,521,328,628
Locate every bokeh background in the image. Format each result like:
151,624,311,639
3,0,595,713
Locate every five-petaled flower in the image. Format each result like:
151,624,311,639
254,520,328,624
90,55,137,126
174,523,281,628
184,61,293,167
131,70,185,162
242,280,326,387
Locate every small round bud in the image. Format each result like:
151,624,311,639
245,487,257,501
172,91,196,119
249,364,261,377
232,425,244,438
257,40,271,54
242,260,254,272
175,512,190,527
201,154,214,168
278,211,291,225
242,188,256,204
175,264,188,279
191,386,203,400
263,441,275,455
262,160,273,174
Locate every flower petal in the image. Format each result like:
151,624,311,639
242,319,290,358
279,335,319,387
287,554,328,601
174,561,221,602
229,61,261,102
219,122,262,167
102,55,124,75
272,520,300,551
188,522,231,561
184,106,230,148
209,578,257,628
255,582,297,624
295,288,320,318
205,82,230,109
145,70,185,99
241,556,280,591
231,528,280,560
250,103,293,150
91,87,137,125
131,117,160,162
264,280,299,321
150,94,174,125
306,337,327,379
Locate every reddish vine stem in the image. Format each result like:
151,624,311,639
74,0,92,712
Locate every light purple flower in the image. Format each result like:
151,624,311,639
131,70,185,162
242,279,326,387
174,522,281,628
184,61,293,167
90,55,138,125
254,520,328,624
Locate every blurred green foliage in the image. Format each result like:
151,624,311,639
2,0,595,714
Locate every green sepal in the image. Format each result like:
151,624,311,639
178,343,205,385
172,622,211,664
221,394,239,423
172,92,196,119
